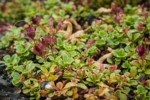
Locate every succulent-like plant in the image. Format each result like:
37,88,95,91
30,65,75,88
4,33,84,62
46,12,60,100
0,0,150,99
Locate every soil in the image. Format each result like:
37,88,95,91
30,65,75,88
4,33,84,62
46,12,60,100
0,64,29,100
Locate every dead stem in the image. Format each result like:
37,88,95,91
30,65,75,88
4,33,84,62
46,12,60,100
66,30,84,41
94,47,113,68
97,53,113,63
69,18,82,30
96,7,111,14
64,20,73,39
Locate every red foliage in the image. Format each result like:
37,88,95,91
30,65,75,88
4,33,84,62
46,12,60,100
136,45,146,57
86,40,96,49
141,80,147,86
138,23,144,31
41,34,56,47
56,21,63,30
109,65,116,72
48,18,54,27
31,15,43,25
33,43,46,56
25,26,36,40
115,9,123,24
0,24,10,33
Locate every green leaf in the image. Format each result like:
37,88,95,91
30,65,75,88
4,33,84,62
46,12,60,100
145,69,150,74
13,65,24,72
114,90,121,97
145,96,150,100
112,48,127,58
64,82,76,89
133,33,140,41
66,90,73,96
23,89,30,94
87,46,98,56
120,93,127,100
70,51,78,57
23,80,31,87
62,53,74,65
63,43,76,51
23,61,35,73
41,66,48,74
11,71,20,86
3,55,11,62
48,92,55,97
12,54,20,65
130,66,137,75
15,45,25,54
57,38,63,47
146,52,150,61
122,87,130,94
137,85,148,94
107,58,113,64
48,56,55,61
96,39,106,47
36,55,45,63
115,58,121,65
77,83,88,89
40,15,49,24
1,36,10,47
122,61,130,68
128,80,138,86
110,73,117,83
50,65,55,73
114,90,127,100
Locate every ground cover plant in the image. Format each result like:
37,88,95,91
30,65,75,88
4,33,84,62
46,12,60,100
0,0,150,100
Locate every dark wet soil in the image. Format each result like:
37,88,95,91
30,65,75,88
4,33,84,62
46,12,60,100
0,64,29,100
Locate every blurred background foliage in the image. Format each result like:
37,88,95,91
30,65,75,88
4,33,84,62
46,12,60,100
0,0,150,23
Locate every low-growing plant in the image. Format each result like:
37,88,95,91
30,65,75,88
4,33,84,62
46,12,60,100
0,0,150,100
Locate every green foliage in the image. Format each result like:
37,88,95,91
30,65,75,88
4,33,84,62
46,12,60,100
0,0,150,99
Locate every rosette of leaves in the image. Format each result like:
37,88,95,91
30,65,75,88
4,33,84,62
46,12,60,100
112,48,128,65
0,27,24,49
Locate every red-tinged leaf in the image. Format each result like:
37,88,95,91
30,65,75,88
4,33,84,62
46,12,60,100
41,36,49,46
123,26,129,34
100,64,105,71
109,65,116,72
33,43,46,56
25,26,36,40
56,21,63,30
87,40,96,49
0,24,10,33
47,34,56,45
136,45,146,57
111,2,118,13
115,9,123,24
31,15,43,25
87,58,94,64
143,12,148,18
40,90,48,97
138,23,144,31
41,34,56,46
141,80,147,86
48,18,53,27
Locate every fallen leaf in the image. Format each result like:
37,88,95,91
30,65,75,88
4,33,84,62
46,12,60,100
98,88,106,97
64,82,76,89
56,82,64,89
